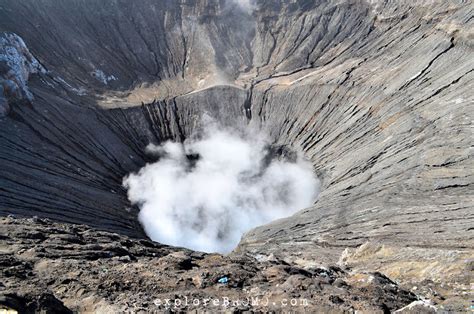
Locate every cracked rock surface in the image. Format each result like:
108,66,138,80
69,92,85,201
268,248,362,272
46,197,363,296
0,0,473,311
1,217,422,312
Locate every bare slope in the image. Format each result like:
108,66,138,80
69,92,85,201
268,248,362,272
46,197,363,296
0,0,473,307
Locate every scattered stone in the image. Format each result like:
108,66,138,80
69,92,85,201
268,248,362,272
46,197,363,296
0,217,418,312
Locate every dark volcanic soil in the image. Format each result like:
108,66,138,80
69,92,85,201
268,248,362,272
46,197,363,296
1,216,422,313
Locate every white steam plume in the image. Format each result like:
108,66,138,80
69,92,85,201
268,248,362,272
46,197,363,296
231,0,256,12
123,122,319,253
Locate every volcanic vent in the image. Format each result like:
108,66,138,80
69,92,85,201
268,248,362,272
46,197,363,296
123,119,319,253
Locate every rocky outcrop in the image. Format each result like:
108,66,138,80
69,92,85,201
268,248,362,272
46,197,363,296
338,242,473,312
1,216,422,312
0,0,472,310
0,33,46,117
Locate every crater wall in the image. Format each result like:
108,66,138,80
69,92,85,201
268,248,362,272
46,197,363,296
0,0,472,270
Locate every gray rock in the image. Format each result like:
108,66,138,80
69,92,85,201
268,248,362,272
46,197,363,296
0,0,472,310
0,33,46,102
0,95,9,117
0,216,418,313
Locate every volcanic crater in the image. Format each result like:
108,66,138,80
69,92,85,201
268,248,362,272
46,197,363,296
0,0,473,312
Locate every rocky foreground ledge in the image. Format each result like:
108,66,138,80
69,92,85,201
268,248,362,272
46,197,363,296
0,216,442,313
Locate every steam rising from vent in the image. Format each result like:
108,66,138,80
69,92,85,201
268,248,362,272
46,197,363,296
231,0,256,12
123,122,319,253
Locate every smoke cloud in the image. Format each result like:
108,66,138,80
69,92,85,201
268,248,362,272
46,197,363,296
123,122,319,253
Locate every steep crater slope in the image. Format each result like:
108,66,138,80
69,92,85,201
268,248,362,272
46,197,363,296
0,0,473,306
